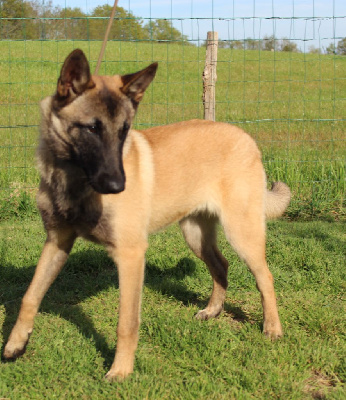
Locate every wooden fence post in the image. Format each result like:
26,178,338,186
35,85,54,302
203,31,218,121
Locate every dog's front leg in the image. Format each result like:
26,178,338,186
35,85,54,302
3,228,76,360
105,243,147,381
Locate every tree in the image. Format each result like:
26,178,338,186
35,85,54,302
89,5,147,41
0,0,67,40
31,0,66,40
326,43,336,54
230,40,244,50
336,37,346,55
0,1,211,45
308,45,321,54
54,7,87,40
218,39,230,49
279,38,299,52
0,0,32,39
325,38,346,55
262,35,277,51
144,19,189,44
245,37,260,51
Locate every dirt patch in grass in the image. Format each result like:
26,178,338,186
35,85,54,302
304,369,339,399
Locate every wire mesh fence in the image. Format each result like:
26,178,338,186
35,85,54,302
0,0,345,219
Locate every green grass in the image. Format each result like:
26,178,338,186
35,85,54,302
0,216,345,399
0,40,345,220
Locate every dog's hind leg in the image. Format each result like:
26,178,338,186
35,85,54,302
179,214,229,320
3,228,76,360
220,198,283,340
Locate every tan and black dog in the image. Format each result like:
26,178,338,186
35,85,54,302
3,49,290,380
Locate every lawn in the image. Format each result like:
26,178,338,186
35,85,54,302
0,216,345,399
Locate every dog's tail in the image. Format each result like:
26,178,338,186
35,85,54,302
265,182,291,219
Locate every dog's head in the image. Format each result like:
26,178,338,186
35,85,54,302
40,49,157,194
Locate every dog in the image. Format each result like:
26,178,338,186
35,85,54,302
3,49,291,380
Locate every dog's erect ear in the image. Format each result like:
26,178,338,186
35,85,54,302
121,62,158,104
56,49,95,106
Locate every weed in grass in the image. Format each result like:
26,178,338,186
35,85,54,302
0,187,38,221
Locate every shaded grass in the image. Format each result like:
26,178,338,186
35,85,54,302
0,40,345,219
0,217,345,399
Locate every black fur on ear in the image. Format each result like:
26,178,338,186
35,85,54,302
55,49,95,108
121,62,158,104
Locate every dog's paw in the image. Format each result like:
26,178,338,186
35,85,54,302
195,306,222,321
104,368,132,382
3,340,28,360
263,322,283,340
2,328,32,360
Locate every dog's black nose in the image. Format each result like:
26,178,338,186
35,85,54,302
105,179,125,194
91,175,125,194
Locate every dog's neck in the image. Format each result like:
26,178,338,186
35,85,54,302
37,142,100,224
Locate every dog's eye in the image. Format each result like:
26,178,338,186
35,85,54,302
83,120,103,136
72,121,102,137
119,122,130,141
87,124,99,135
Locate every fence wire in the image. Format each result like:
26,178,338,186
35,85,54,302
0,0,345,219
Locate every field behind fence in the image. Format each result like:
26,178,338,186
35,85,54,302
0,1,345,220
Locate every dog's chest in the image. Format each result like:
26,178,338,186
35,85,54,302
76,218,114,246
39,189,115,246
65,204,115,246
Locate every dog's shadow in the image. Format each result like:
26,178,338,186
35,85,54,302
1,248,247,366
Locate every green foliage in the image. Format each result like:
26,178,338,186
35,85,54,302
262,34,278,51
308,45,321,54
280,38,299,52
0,0,34,39
88,5,147,41
144,19,190,44
217,36,344,55
54,7,89,40
0,0,190,43
245,38,261,51
216,36,300,53
319,38,345,55
326,42,336,55
0,218,345,398
336,37,346,55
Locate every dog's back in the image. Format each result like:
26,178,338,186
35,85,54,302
136,119,289,232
